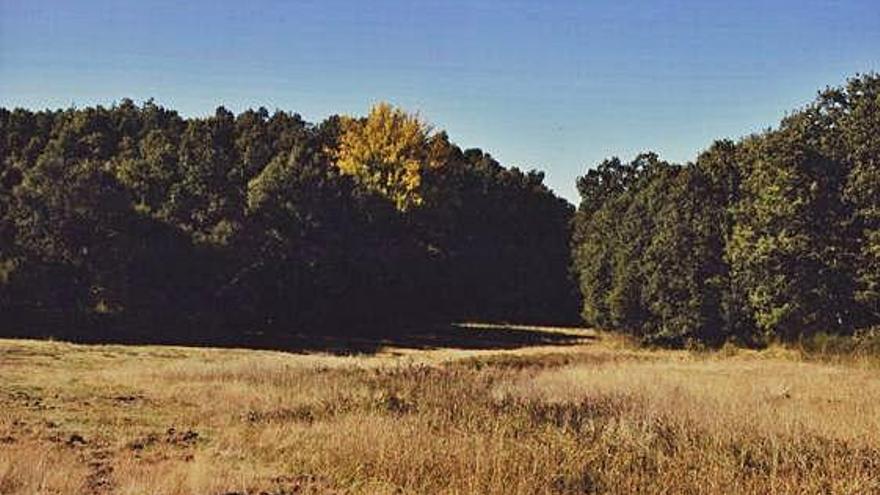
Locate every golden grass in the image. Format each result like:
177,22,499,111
0,328,878,494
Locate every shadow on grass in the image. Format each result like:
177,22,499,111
4,322,594,355
275,323,594,355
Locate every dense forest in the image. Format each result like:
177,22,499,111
2,74,878,347
572,73,880,346
0,101,577,342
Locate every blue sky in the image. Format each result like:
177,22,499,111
1,1,878,202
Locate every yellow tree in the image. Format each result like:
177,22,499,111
335,103,447,211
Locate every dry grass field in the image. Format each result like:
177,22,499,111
1,325,879,494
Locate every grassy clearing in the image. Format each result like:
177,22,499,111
1,327,878,494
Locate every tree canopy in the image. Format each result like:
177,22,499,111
3,73,878,347
571,73,880,346
0,100,577,342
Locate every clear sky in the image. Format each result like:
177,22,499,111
1,0,878,202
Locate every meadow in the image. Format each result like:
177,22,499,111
1,325,879,494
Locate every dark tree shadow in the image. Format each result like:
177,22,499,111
257,323,595,355
5,322,595,356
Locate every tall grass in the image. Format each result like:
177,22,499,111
1,333,878,494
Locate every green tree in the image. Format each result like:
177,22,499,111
11,148,134,316
166,108,242,244
727,115,855,340
839,75,880,321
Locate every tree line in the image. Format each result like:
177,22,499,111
0,101,577,342
572,73,880,346
2,73,878,347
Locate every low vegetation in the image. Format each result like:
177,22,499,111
2,326,878,494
